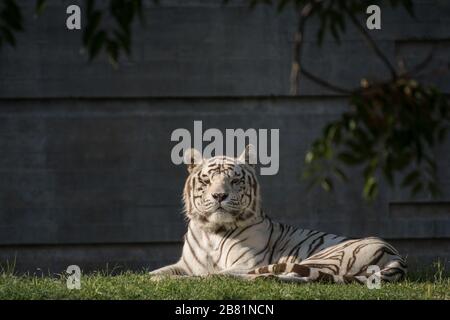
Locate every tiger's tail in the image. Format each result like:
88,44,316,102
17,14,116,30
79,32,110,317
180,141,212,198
246,260,407,284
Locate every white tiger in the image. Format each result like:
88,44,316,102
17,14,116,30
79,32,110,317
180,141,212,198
150,145,407,283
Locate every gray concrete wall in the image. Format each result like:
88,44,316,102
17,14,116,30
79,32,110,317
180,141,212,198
0,0,449,274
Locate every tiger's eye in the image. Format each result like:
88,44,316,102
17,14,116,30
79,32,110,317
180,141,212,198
231,179,240,184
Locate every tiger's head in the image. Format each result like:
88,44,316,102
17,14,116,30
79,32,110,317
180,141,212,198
182,145,262,232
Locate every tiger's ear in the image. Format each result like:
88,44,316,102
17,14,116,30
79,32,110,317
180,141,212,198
238,144,257,167
183,148,203,173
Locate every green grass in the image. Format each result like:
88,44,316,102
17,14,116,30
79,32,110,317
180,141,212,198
0,271,449,300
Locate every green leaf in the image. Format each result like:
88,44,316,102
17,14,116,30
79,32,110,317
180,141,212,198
363,165,375,181
382,157,395,186
83,11,102,46
305,151,314,164
107,40,120,65
113,29,131,55
344,139,365,156
35,0,47,15
437,126,448,143
304,175,322,191
427,182,440,198
391,152,411,170
88,31,107,60
86,0,95,14
363,177,378,200
337,152,364,165
0,26,16,46
1,2,23,31
321,177,333,192
277,0,290,12
401,0,415,17
333,167,348,182
402,170,420,187
411,182,423,197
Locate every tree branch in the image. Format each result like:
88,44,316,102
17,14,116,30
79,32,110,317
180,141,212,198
290,5,309,95
290,2,351,95
301,67,353,94
409,48,435,76
345,8,397,79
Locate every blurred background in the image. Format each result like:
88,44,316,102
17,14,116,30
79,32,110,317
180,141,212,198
0,0,449,274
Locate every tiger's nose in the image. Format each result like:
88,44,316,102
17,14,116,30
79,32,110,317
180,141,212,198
212,193,228,202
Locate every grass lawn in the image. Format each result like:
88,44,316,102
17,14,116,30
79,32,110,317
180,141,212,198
0,271,449,300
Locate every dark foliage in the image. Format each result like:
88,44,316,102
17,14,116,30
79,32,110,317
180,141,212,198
1,0,448,200
238,0,449,200
304,78,449,199
0,0,22,48
0,0,152,64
